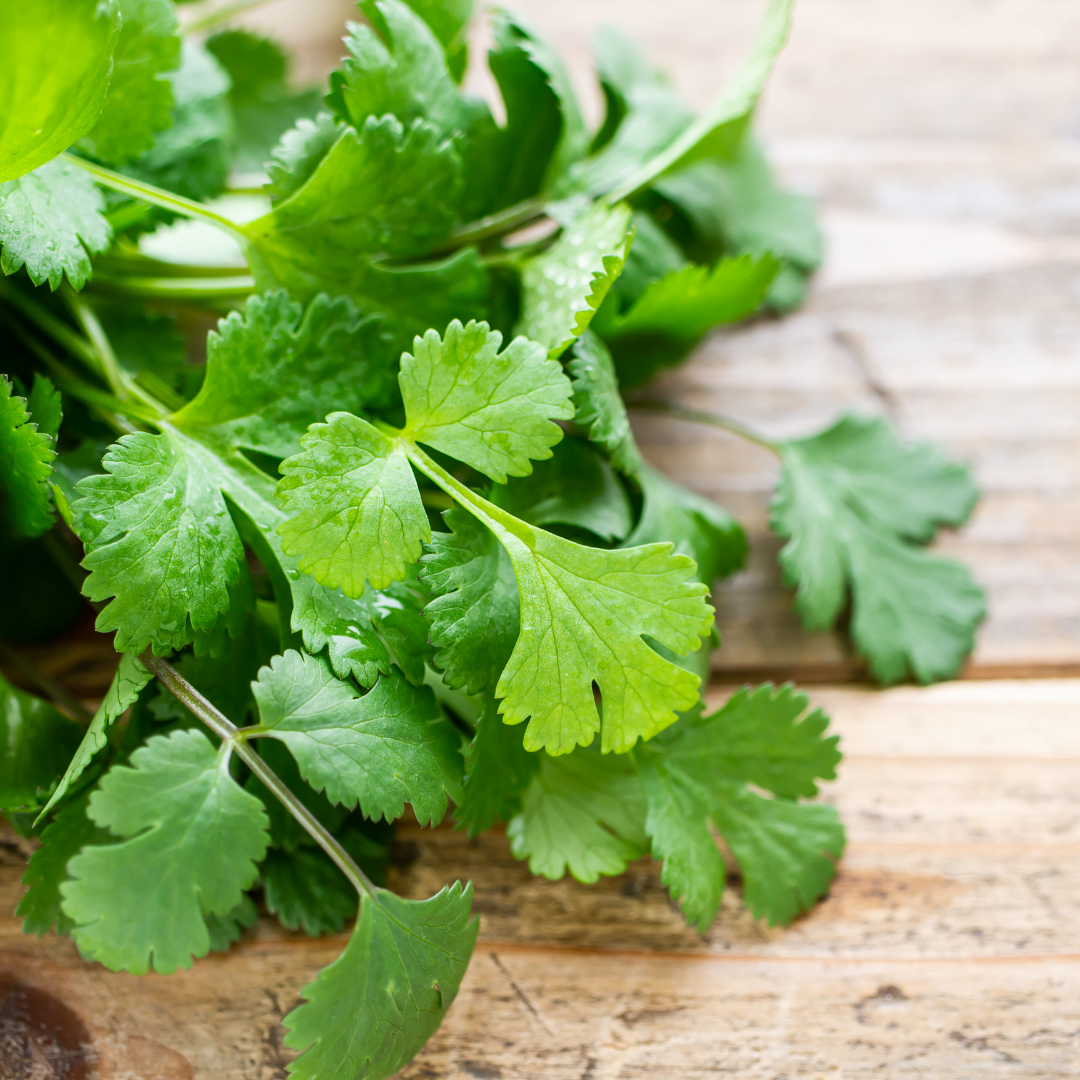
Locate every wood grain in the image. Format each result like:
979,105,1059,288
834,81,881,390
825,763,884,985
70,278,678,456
3,680,1079,1076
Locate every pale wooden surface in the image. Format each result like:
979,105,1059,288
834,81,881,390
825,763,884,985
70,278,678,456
3,680,1080,1077
4,1,1080,1077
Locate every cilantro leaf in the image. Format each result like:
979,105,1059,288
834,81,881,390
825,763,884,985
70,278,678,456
420,507,519,696
771,414,986,683
61,728,270,974
283,881,478,1080
277,413,431,598
0,674,84,813
0,0,119,182
74,429,250,653
250,650,463,825
401,0,473,81
95,300,186,389
0,374,57,536
80,0,182,165
173,290,393,459
38,653,152,821
205,895,258,953
491,435,633,543
0,159,112,290
627,465,748,589
494,523,712,754
595,253,778,386
261,847,356,936
400,319,574,482
205,29,323,174
489,11,588,197
568,330,643,474
566,27,692,198
244,114,462,267
517,201,634,358
637,686,844,929
455,696,537,837
18,792,111,937
508,748,646,882
25,374,62,441
266,112,343,204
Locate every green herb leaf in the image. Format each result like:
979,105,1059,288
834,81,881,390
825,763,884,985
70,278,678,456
508,749,647,882
266,112,343,203
420,507,519,696
80,0,182,165
402,0,473,81
400,319,574,482
771,414,986,683
205,895,258,953
18,792,110,937
61,728,269,974
261,847,356,936
37,654,152,822
568,330,642,475
283,881,477,1080
517,201,633,358
277,413,431,598
0,674,84,813
637,686,844,929
455,696,537,837
250,650,463,825
0,159,112,290
0,0,120,182
0,374,57,536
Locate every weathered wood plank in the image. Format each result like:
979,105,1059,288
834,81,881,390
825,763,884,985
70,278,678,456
3,681,1078,1075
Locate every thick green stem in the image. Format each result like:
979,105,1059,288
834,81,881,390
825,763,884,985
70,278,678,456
141,652,376,899
62,154,246,242
90,274,256,300
627,399,780,455
442,197,546,252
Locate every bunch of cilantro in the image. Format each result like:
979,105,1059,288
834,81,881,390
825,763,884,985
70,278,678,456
0,0,985,1075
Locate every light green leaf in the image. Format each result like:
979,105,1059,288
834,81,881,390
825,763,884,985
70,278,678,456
266,112,343,204
0,0,119,182
491,435,633,543
173,290,393,459
37,654,152,822
401,0,473,81
400,319,574,482
0,158,112,290
61,728,269,974
494,521,713,754
0,374,56,536
508,749,646,883
771,414,986,683
80,0,182,165
455,696,537,837
517,201,634,358
568,331,642,475
420,507,519,696
73,429,248,653
250,650,462,825
609,0,795,199
283,881,477,1080
701,684,841,799
18,791,110,937
566,27,692,197
0,674,83,813
26,375,62,441
277,412,430,598
244,114,462,264
261,847,356,936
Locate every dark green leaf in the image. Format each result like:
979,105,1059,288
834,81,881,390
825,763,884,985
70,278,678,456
261,847,356,936
205,895,258,952
0,374,56,536
568,331,642,475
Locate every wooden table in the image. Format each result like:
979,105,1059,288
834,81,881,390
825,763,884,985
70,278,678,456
3,1,1079,1076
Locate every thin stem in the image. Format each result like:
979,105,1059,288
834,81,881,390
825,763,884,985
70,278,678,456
626,399,780,455
141,652,376,899
183,0,273,34
441,198,546,252
0,643,94,725
0,278,100,372
62,154,247,242
90,274,256,300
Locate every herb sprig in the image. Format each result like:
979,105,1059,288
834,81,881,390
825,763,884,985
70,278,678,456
1,0,983,1075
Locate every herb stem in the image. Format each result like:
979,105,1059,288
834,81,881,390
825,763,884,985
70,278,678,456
444,198,546,251
62,154,247,242
0,278,100,372
626,399,780,455
0,643,94,725
90,274,256,300
141,652,377,899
